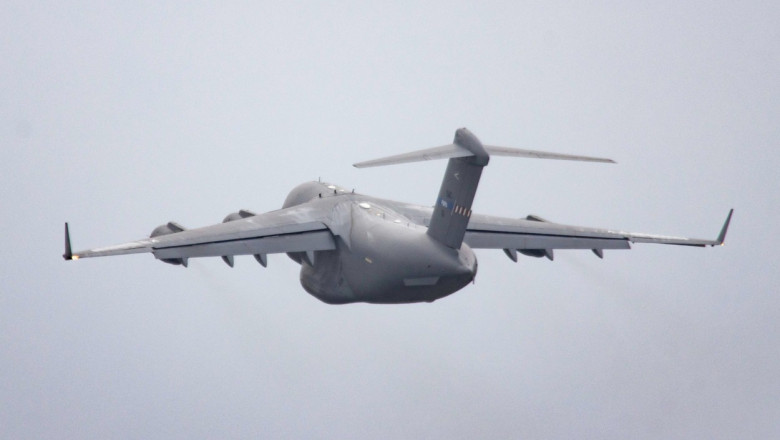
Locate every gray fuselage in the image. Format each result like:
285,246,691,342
62,129,730,305
281,182,478,304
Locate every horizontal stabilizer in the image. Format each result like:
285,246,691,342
353,142,614,168
484,145,615,164
353,144,471,168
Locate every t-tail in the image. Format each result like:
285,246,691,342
426,129,488,248
353,128,615,249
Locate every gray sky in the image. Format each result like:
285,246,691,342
2,1,778,438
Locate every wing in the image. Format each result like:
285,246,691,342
463,209,733,260
64,203,336,265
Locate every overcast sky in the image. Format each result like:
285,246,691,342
2,1,778,439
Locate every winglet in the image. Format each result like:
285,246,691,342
63,222,73,260
715,209,734,246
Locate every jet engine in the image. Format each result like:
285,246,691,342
150,222,187,266
519,249,550,259
223,209,255,223
218,210,257,267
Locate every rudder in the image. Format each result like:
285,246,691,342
426,128,489,249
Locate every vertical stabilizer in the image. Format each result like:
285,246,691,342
352,128,614,248
427,128,489,249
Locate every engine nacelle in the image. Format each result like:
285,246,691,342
223,212,243,223
519,248,554,261
223,209,256,223
219,210,259,268
150,222,187,266
519,249,546,258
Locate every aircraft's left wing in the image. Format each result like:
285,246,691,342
64,203,336,266
463,209,733,260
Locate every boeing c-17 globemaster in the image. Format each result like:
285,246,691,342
63,128,732,304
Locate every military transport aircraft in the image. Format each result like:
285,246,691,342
64,128,732,304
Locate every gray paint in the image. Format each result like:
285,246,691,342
65,130,730,305
3,2,778,439
427,128,488,248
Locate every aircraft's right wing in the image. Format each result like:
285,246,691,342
463,209,733,260
64,202,337,266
